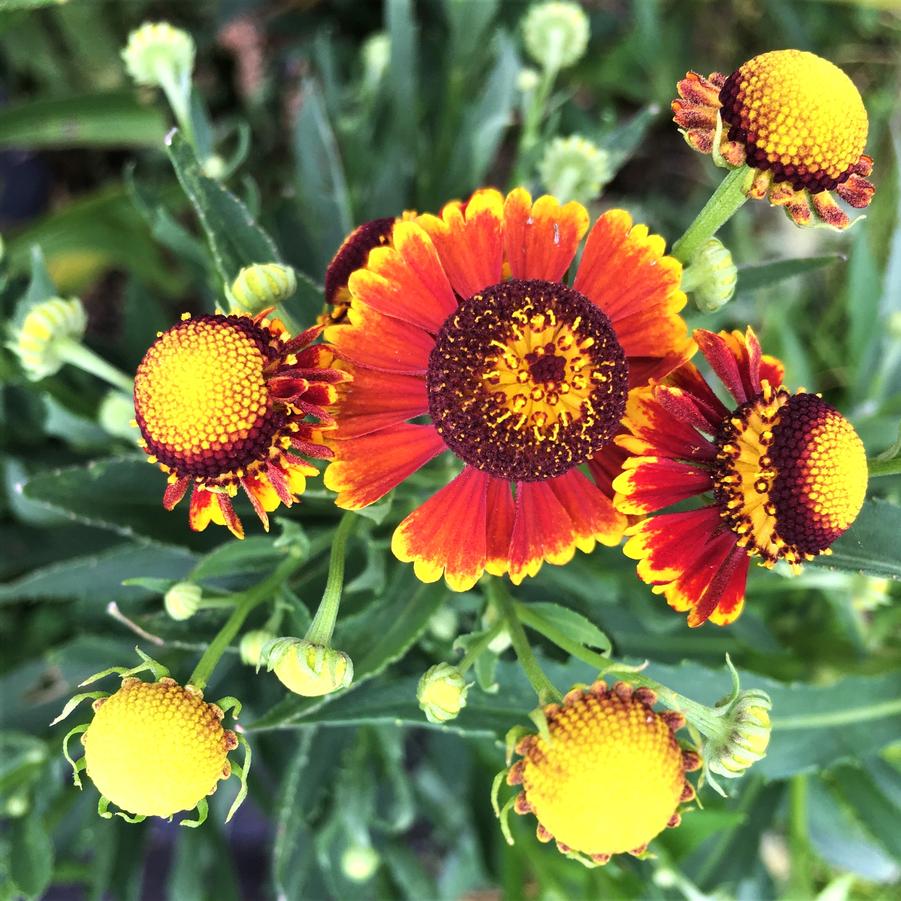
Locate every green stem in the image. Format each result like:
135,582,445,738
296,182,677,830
868,456,901,477
487,581,561,703
456,620,506,674
304,511,357,647
189,556,300,690
788,775,813,898
672,165,751,265
511,56,560,186
157,69,196,151
58,338,134,393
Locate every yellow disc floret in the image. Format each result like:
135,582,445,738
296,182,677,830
506,682,696,862
134,314,276,480
719,50,868,192
82,677,236,818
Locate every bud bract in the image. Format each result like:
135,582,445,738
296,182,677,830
417,663,469,724
122,22,195,89
682,237,738,313
164,582,202,621
240,629,275,668
229,263,297,314
266,638,353,697
706,689,772,779
522,2,590,71
8,297,87,381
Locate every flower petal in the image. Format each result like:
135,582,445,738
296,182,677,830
508,481,577,584
391,466,489,591
331,366,429,439
503,188,589,282
613,456,714,515
548,467,626,551
486,476,516,576
416,188,505,299
325,423,446,509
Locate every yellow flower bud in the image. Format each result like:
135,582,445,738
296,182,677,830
239,629,275,667
417,663,469,724
122,22,195,89
522,2,590,71
164,582,202,621
681,238,737,313
706,689,772,779
8,297,86,381
266,638,353,697
229,263,297,314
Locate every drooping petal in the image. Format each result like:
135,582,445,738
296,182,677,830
503,188,589,282
548,467,627,551
485,476,516,577
416,188,505,299
325,423,446,509
694,329,751,404
163,477,190,510
346,221,457,332
508,481,577,584
613,457,714,515
215,493,245,540
188,487,216,532
331,366,429,439
391,466,489,591
241,474,280,530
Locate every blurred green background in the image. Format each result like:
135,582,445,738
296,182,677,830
1,1,900,899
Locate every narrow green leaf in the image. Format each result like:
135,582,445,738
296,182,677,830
0,91,165,148
523,601,612,654
811,497,901,580
737,254,844,294
165,129,280,284
190,536,293,583
9,809,53,899
829,763,901,861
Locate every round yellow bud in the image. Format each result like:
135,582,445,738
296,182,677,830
267,639,353,697
230,263,297,314
9,297,86,381
82,677,236,819
417,663,469,724
522,1,590,71
706,690,772,779
163,582,202,621
122,22,195,88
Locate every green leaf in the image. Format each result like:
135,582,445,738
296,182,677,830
0,542,195,605
829,763,901,861
9,809,53,899
811,497,901,580
521,601,612,655
0,92,166,148
736,254,844,294
190,536,293,584
165,129,281,285
0,0,71,9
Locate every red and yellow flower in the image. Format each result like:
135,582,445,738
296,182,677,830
614,327,868,626
134,310,345,538
673,50,875,229
323,187,693,590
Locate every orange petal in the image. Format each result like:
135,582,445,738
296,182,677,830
324,423,446,509
486,476,515,576
619,386,717,461
508,481,577,584
613,457,713,515
548,467,626,550
391,466,489,591
416,188,504,299
347,221,457,332
331,366,429,439
503,188,589,282
188,487,215,532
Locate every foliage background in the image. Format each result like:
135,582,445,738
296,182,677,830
1,0,900,899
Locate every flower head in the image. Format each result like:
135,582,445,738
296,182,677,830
164,581,202,621
673,50,875,229
502,681,698,864
522,2,590,71
230,263,297,315
8,297,86,381
122,21,195,89
133,311,345,539
324,187,693,590
417,663,469,723
56,663,247,825
264,638,353,697
538,135,612,205
614,327,867,626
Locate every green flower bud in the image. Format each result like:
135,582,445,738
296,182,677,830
427,607,459,642
706,689,772,779
98,391,137,441
417,663,469,724
522,2,590,72
122,22,195,89
4,794,29,818
362,32,391,88
239,629,275,668
517,68,541,93
8,297,87,381
341,844,380,882
681,237,738,313
481,603,511,654
202,154,227,180
265,638,353,697
888,312,901,340
538,134,612,205
229,263,297,314
163,582,202,621
851,575,891,612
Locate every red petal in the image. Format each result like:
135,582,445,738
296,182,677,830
508,481,577,584
163,477,190,511
613,457,713,515
486,476,515,577
332,367,429,439
548,468,627,549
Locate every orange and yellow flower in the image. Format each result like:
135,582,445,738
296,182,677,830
134,310,345,538
614,327,868,627
673,50,875,229
323,187,693,590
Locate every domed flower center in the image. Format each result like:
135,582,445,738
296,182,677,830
134,315,284,481
427,279,628,482
713,387,867,566
719,49,868,193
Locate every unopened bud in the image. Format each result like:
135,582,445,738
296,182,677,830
98,391,137,441
706,689,772,779
682,237,737,313
122,22,195,89
362,33,391,87
8,297,86,381
230,263,297,314
481,604,511,654
417,663,469,724
522,1,590,71
164,581,202,621
239,629,274,667
341,844,380,882
4,794,29,818
538,134,612,205
516,68,541,93
265,638,353,697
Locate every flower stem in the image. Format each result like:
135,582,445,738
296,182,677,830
58,338,134,393
868,455,901,477
456,620,506,675
487,580,561,703
304,511,357,647
189,556,300,691
672,165,751,265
